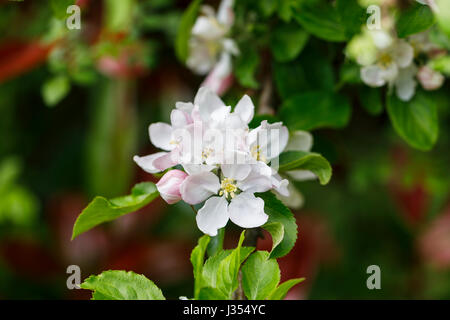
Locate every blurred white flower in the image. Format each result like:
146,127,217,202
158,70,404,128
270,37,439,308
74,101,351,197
187,0,238,95
349,29,417,101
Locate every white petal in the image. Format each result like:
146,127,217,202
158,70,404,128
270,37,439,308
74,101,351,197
271,174,290,197
285,131,313,152
176,102,194,113
381,62,399,82
237,164,272,193
221,164,251,181
182,164,216,175
194,87,226,122
234,94,254,124
170,109,191,129
228,192,268,228
395,75,417,102
180,171,220,205
196,196,229,236
217,0,234,27
287,170,317,181
149,122,173,151
133,152,167,174
192,16,225,40
361,65,387,87
254,121,289,160
187,40,216,75
393,41,414,68
275,183,304,209
370,30,393,50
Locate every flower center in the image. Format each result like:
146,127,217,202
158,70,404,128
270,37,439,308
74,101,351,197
202,148,214,161
378,53,393,68
219,178,238,199
251,145,267,163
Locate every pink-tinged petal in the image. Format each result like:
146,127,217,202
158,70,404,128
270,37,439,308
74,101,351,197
156,170,188,204
149,122,173,151
180,171,220,205
196,196,229,236
201,53,233,95
133,152,168,174
152,149,180,171
194,87,226,122
228,192,268,228
417,66,445,90
234,94,254,124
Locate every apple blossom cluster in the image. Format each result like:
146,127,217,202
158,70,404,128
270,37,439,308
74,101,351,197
346,26,447,101
186,0,238,95
133,87,297,236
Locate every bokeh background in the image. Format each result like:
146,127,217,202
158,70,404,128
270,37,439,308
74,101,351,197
0,0,449,299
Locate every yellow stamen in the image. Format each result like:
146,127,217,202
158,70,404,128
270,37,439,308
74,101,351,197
220,178,238,199
251,145,267,163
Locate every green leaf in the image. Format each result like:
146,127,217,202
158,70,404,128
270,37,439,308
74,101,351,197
242,251,280,300
274,61,308,100
278,151,332,185
206,228,224,257
358,87,383,115
256,192,297,258
387,91,439,151
50,0,75,19
280,91,351,131
270,23,309,62
336,0,366,38
235,46,260,89
396,3,435,38
261,222,284,257
71,182,159,240
293,1,347,42
42,75,70,107
202,247,254,289
435,0,450,36
81,270,165,300
430,55,450,76
267,278,305,300
198,287,228,300
191,235,210,299
217,231,247,298
175,0,202,62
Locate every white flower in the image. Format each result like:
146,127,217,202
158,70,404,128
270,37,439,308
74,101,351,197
133,108,194,173
134,87,301,236
356,30,417,101
187,0,238,94
180,163,272,236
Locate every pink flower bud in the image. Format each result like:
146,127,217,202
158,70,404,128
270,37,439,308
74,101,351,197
156,170,188,204
417,66,445,90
